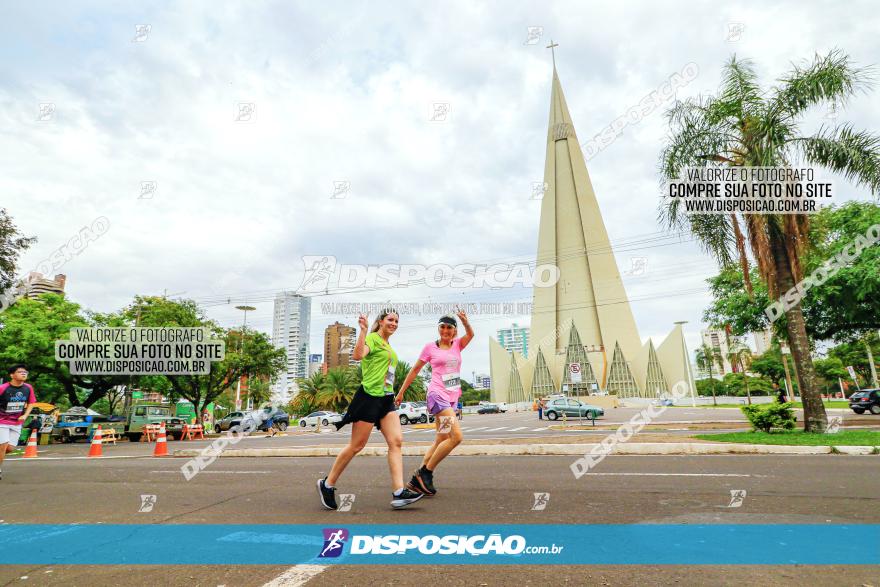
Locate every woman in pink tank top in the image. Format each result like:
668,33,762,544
396,310,473,496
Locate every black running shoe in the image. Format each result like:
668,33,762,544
391,487,424,509
412,467,436,496
317,477,338,510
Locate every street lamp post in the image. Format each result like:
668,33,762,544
235,305,256,411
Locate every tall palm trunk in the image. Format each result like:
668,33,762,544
769,231,828,432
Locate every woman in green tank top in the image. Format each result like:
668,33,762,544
316,309,424,510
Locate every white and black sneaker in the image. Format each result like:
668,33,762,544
317,477,338,510
391,487,424,509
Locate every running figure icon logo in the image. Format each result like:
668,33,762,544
826,415,843,434
318,528,349,558
337,494,355,512
727,490,747,508
138,494,157,513
531,492,550,511
438,416,454,434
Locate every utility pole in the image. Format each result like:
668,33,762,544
235,305,256,411
780,343,795,403
865,333,878,389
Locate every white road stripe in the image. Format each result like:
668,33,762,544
532,427,548,431
465,427,488,431
149,470,271,474
8,455,151,461
262,565,327,586
586,472,755,477
485,427,508,432
508,427,528,431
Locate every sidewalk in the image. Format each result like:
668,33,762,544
173,442,879,458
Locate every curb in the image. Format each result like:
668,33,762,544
172,442,880,458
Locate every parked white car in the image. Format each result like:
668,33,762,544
298,411,343,427
397,402,430,425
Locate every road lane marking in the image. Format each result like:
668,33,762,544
485,427,508,432
263,564,326,586
508,427,528,431
8,455,151,461
466,427,488,431
586,473,758,477
149,470,271,474
532,427,548,431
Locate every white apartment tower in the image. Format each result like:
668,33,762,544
272,292,311,401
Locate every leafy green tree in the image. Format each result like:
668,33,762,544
812,357,849,393
0,294,127,407
828,334,880,387
704,202,880,342
749,348,786,385
125,296,286,414
0,208,37,296
721,372,774,396
660,51,880,431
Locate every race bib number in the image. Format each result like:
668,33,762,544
385,366,395,391
5,401,25,413
442,372,461,390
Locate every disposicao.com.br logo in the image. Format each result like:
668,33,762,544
317,528,563,557
297,256,560,293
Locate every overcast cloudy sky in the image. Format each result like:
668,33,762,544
4,1,879,377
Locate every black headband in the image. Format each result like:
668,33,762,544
438,316,457,327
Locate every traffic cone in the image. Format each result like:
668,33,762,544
87,426,103,458
153,422,169,457
23,429,38,458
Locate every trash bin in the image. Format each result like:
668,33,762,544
39,433,51,445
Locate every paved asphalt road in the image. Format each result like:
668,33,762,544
9,407,871,457
1,452,877,586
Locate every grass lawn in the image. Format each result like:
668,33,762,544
674,401,852,409
693,429,880,446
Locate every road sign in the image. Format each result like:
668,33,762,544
132,391,143,399
846,365,858,382
569,363,582,383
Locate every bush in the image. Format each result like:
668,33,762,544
741,402,796,433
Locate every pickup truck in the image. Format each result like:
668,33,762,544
50,409,125,443
124,403,186,442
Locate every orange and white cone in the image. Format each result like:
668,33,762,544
87,426,103,458
23,429,39,458
153,422,168,457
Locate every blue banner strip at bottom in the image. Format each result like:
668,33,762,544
0,524,877,565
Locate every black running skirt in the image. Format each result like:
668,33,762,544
334,386,396,431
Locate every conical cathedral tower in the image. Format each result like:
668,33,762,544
489,62,695,404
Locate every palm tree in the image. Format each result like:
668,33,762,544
729,344,754,404
394,361,426,402
660,51,880,432
318,367,356,413
246,378,272,406
291,372,324,416
695,344,722,406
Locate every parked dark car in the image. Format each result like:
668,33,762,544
215,408,289,433
849,389,880,415
477,404,501,414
